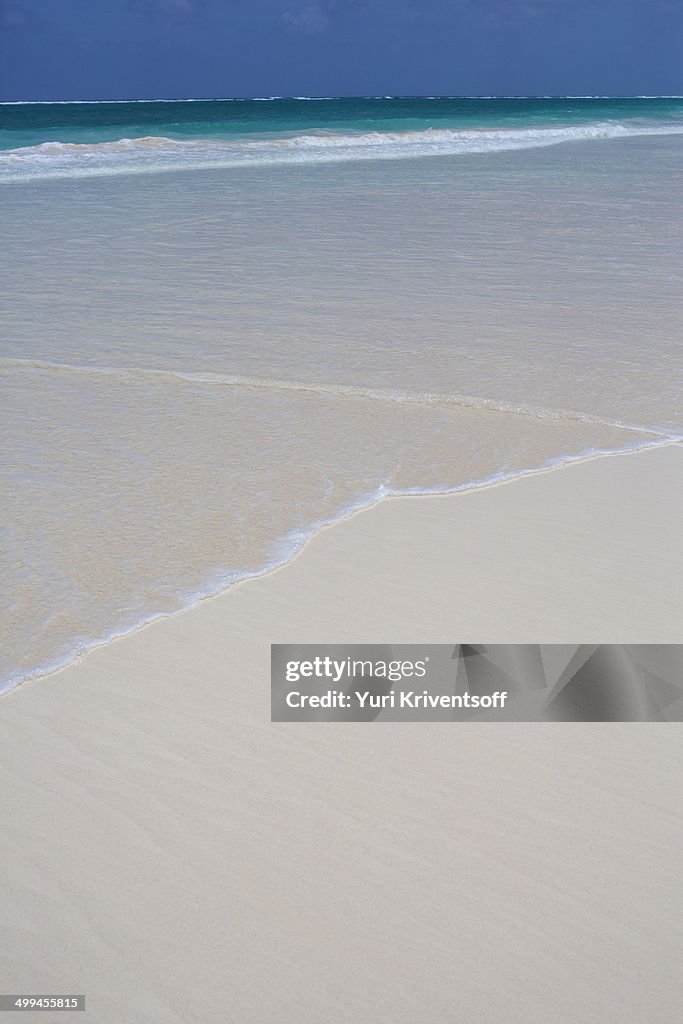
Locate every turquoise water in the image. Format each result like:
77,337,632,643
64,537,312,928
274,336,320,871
2,96,683,182
3,96,683,147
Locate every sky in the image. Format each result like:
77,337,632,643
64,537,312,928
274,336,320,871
0,0,681,101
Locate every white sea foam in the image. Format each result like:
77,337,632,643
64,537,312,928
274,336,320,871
2,119,683,183
1,433,673,696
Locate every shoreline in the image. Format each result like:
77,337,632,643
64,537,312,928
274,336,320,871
1,441,682,1023
4,436,681,700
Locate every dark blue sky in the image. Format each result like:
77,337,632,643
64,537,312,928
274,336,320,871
1,0,681,101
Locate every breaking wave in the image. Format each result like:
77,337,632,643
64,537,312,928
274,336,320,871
3,119,683,183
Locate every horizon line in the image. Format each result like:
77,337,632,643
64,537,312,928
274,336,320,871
3,94,683,105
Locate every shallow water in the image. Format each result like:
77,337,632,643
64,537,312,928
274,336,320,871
1,129,682,691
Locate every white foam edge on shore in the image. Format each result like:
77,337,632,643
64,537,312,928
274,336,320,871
1,434,679,697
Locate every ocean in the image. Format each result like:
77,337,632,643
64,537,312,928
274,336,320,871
1,97,682,691
3,96,683,182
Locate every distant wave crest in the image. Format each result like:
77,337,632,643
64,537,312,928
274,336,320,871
2,120,683,183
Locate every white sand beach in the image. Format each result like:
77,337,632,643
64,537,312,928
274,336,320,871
1,444,682,1023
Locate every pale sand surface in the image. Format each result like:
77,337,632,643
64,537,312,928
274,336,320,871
1,444,682,1023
